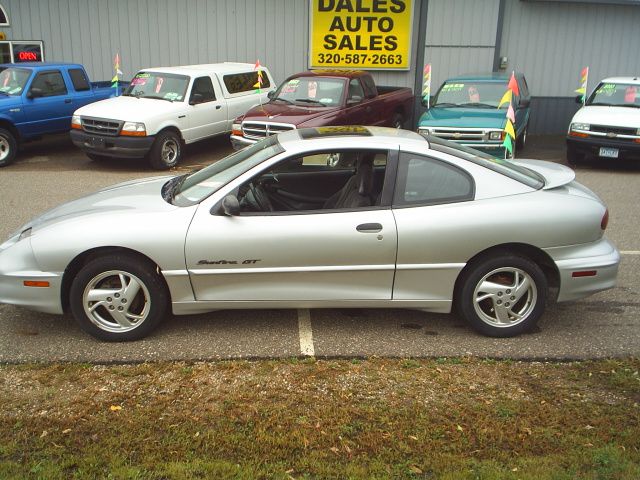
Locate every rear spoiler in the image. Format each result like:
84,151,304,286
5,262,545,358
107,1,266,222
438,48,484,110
511,159,576,190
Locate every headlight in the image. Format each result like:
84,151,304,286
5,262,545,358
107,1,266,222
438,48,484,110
636,128,640,136
418,127,431,136
571,123,590,131
71,115,82,129
232,122,243,136
488,131,503,140
120,122,147,137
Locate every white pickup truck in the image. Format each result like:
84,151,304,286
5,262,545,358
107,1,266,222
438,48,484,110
567,76,640,165
71,63,276,169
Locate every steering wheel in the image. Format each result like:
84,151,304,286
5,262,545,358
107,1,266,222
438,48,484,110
249,181,274,212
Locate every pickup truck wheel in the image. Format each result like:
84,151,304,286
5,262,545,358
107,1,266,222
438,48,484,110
0,128,18,167
149,131,181,170
392,113,404,129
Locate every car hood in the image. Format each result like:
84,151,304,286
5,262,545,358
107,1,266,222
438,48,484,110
419,107,507,129
571,105,640,128
74,95,186,122
512,159,576,190
23,176,176,233
242,101,342,126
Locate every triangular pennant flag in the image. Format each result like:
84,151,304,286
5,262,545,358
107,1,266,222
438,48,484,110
498,90,512,108
504,120,516,139
253,81,261,88
254,59,261,70
502,134,513,154
111,74,119,83
116,68,123,76
508,72,520,96
575,87,586,95
506,104,515,122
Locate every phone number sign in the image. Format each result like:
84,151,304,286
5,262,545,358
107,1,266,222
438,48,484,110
309,0,413,70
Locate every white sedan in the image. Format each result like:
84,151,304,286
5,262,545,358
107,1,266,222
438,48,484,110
0,127,619,341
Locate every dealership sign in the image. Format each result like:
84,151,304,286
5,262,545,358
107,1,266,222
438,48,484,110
309,0,413,70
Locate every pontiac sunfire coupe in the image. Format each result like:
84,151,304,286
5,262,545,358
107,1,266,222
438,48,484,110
0,126,619,341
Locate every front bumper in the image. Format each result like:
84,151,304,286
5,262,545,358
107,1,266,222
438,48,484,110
566,135,640,160
0,236,64,314
546,237,620,303
71,130,156,159
230,134,256,151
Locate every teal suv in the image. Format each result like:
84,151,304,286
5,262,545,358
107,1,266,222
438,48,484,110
418,73,531,158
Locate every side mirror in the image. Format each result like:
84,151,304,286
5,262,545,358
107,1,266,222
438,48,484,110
519,98,530,108
27,87,43,99
575,95,584,105
267,90,276,100
216,195,240,216
189,93,204,105
347,95,362,106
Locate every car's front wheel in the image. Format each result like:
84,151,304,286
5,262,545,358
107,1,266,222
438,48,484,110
70,254,169,341
455,253,548,337
148,130,181,170
0,128,18,167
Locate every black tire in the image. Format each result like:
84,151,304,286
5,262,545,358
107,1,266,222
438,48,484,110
516,125,528,151
0,127,18,167
391,113,405,129
86,153,111,162
455,253,548,337
148,130,182,170
69,254,169,341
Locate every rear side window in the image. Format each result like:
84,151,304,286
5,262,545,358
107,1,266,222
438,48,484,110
394,152,474,206
223,71,271,94
30,70,67,97
69,68,90,91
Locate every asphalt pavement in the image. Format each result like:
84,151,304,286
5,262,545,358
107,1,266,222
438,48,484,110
1,133,638,362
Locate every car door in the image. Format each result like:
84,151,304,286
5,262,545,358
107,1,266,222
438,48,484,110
184,148,398,302
186,75,228,141
22,69,74,135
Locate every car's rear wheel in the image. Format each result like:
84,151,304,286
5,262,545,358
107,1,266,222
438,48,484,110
70,254,169,341
0,128,18,167
148,130,181,170
455,254,547,337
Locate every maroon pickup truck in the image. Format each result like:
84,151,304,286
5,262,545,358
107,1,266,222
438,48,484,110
230,70,413,149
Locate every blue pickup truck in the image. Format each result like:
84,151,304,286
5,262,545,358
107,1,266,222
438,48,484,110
417,72,531,158
0,62,124,166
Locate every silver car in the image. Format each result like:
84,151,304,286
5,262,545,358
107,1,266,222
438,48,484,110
0,127,619,341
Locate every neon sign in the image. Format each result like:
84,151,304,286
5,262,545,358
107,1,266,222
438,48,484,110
18,51,38,61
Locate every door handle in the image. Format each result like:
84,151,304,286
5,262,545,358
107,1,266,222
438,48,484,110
356,223,382,233
64,99,72,103
216,105,222,110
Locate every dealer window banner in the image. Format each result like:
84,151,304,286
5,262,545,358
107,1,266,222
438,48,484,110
309,0,413,70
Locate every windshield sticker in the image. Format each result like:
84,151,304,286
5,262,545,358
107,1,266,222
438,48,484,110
281,79,300,94
131,77,147,86
596,84,616,95
164,92,180,100
155,78,164,93
625,86,637,103
442,83,464,92
320,97,334,104
134,73,151,78
8,87,21,94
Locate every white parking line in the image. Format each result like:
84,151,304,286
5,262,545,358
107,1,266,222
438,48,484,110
621,251,640,255
297,309,315,357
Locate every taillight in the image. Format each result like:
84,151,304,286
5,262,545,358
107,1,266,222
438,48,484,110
601,209,609,230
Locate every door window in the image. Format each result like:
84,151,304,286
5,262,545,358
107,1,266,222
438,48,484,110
30,70,67,97
348,79,365,103
69,68,90,91
190,76,216,103
393,153,474,207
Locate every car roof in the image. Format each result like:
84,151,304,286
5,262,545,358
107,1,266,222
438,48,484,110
141,62,262,76
445,72,522,82
276,126,426,151
289,70,369,81
0,62,84,69
600,76,640,85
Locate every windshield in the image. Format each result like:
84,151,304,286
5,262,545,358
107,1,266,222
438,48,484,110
0,67,31,96
272,77,345,107
434,81,510,108
124,71,189,101
171,136,285,206
425,135,544,189
586,82,639,108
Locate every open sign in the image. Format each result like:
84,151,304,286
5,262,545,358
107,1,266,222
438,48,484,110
12,43,43,63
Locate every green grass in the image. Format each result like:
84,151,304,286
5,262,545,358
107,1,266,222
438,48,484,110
1,358,638,479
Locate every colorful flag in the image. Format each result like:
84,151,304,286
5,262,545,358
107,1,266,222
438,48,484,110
575,66,589,104
422,63,431,103
253,59,264,93
498,90,512,109
507,72,520,96
111,52,122,95
499,71,520,158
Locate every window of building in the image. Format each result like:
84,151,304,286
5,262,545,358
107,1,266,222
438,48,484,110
223,71,271,95
0,4,9,26
0,41,45,63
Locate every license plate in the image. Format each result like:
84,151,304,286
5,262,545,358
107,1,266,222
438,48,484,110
599,147,619,158
86,137,106,149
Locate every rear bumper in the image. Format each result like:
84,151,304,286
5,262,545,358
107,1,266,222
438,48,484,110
566,135,640,160
546,237,620,302
71,130,155,158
